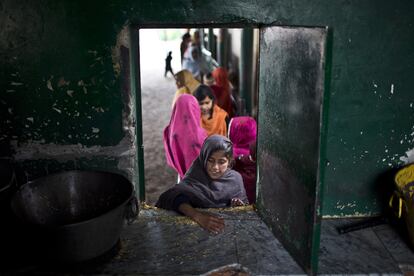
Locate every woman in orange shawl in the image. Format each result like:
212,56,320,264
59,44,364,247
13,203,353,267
210,67,233,118
194,84,229,136
171,69,200,107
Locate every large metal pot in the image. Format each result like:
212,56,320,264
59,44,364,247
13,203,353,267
10,170,137,263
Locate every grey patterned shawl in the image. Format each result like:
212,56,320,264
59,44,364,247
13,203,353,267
156,135,248,210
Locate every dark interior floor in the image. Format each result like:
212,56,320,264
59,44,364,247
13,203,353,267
319,218,414,275
2,206,414,275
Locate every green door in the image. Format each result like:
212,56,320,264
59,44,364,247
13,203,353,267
256,26,328,275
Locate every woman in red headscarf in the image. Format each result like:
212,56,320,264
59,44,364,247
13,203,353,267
163,94,208,179
210,67,233,118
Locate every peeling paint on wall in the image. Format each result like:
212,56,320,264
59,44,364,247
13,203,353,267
12,132,136,183
400,148,414,164
0,18,136,185
112,26,130,78
330,199,379,217
66,90,74,97
52,107,62,113
377,124,414,167
47,79,54,91
13,136,133,161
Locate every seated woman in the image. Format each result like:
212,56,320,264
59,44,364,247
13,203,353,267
233,141,257,204
194,85,229,137
163,94,207,179
171,69,200,107
156,135,248,234
228,116,257,203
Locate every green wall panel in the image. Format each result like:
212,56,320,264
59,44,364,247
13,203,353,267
256,26,327,273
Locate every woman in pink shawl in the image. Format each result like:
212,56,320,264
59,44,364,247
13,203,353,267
164,94,208,179
228,116,257,203
228,116,257,158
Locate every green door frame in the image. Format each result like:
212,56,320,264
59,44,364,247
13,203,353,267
129,23,331,275
129,26,146,201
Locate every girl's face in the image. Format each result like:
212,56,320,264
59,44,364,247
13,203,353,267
199,96,213,115
206,150,230,179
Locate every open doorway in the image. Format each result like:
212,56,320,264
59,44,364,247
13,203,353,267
138,28,260,205
131,25,328,274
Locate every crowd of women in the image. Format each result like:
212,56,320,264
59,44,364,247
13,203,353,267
156,31,258,234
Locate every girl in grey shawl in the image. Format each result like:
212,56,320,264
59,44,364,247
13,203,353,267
156,135,248,234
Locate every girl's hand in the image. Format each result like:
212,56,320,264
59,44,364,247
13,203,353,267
231,198,245,207
193,211,225,234
178,203,225,234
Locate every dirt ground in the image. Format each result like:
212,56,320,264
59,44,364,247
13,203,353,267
140,30,183,205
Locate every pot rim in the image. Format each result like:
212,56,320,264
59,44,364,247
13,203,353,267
13,192,135,230
11,170,135,229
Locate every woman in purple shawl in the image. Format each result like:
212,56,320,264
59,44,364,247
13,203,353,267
156,135,248,234
163,94,208,179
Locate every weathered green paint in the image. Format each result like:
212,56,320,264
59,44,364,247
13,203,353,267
129,26,145,201
0,0,413,218
256,26,327,274
310,27,333,272
0,1,124,148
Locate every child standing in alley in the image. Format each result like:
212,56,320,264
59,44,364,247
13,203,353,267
165,51,174,77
